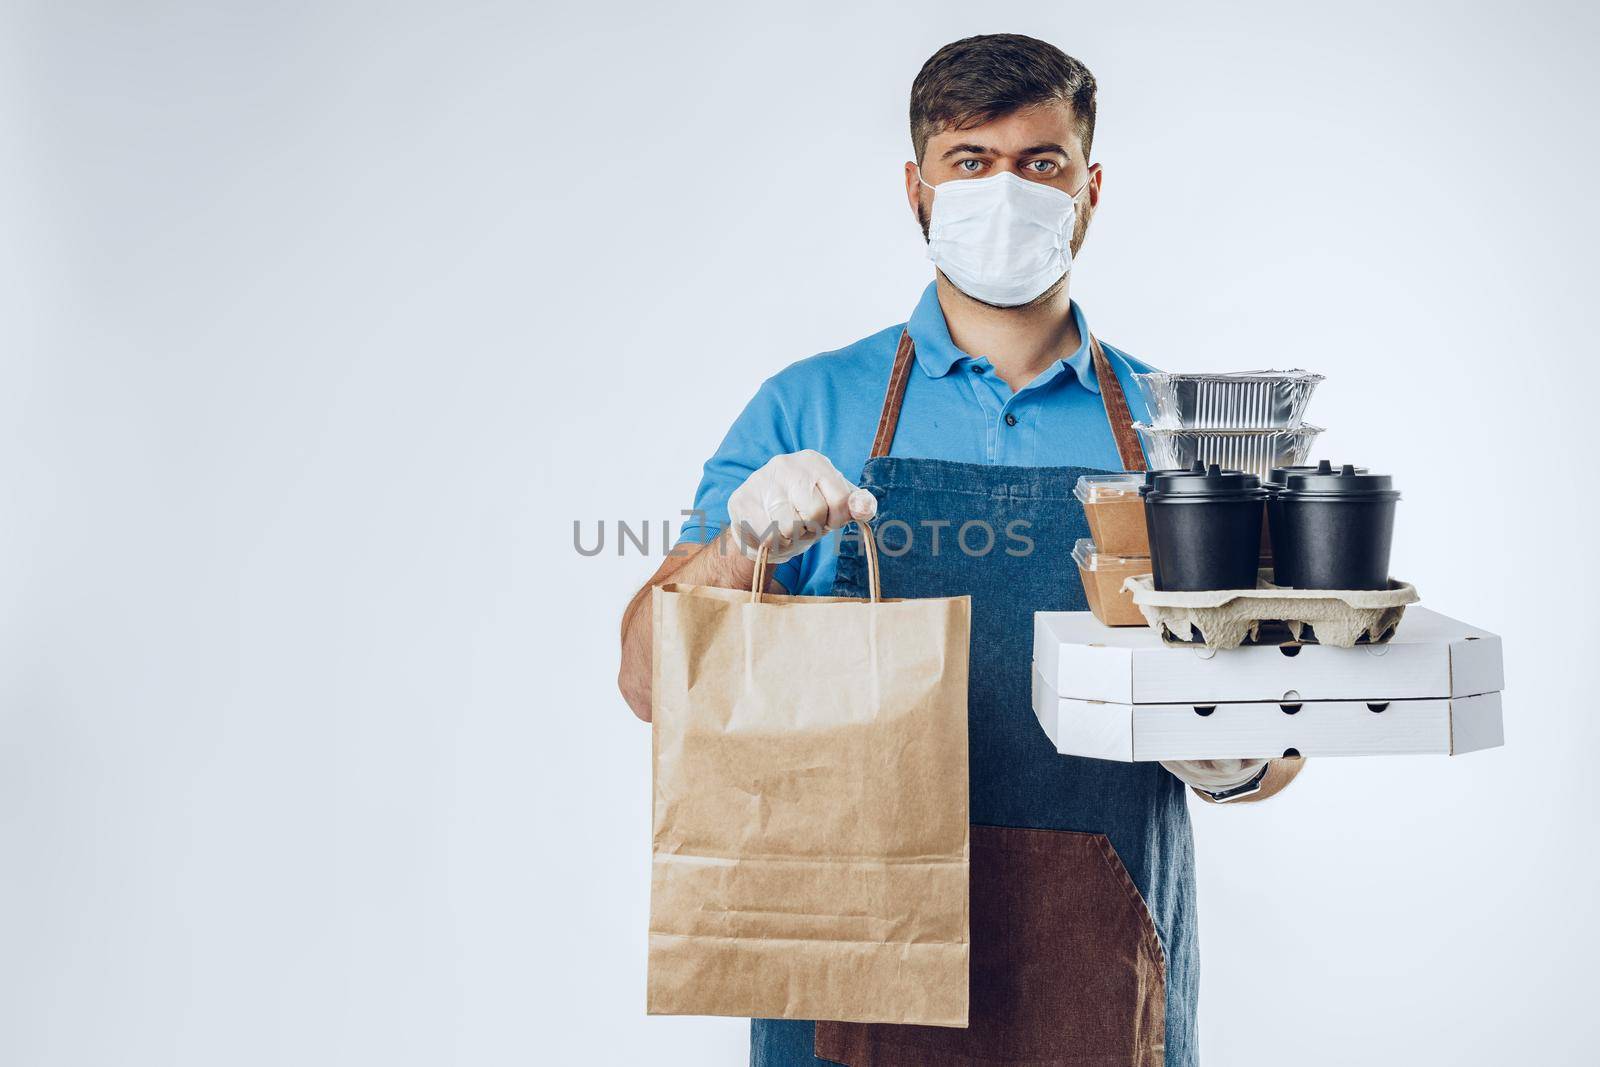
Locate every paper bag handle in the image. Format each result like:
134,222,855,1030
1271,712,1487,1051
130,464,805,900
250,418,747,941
751,522,881,605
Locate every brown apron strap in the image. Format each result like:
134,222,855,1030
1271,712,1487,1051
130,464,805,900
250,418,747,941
1091,335,1147,472
869,330,917,459
868,328,1148,471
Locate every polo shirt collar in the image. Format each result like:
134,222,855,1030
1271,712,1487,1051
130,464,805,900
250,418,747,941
905,282,1102,393
1061,301,1100,394
906,282,967,378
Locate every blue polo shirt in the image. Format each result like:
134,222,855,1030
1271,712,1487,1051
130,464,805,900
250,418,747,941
678,282,1159,594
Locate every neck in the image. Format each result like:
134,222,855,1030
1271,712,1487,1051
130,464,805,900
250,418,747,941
934,273,1081,391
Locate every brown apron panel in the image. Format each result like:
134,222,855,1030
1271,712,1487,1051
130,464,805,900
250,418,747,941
869,330,1146,472
815,826,1166,1067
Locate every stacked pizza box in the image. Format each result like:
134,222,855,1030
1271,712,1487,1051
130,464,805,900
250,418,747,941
1030,607,1504,761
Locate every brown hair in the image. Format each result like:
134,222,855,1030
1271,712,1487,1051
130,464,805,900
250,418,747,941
910,34,1097,164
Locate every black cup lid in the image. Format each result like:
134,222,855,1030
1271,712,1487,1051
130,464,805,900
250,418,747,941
1139,461,1209,495
1146,462,1263,498
1267,460,1369,488
1283,461,1396,495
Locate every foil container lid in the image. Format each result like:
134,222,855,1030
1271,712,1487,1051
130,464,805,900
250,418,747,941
1132,369,1324,430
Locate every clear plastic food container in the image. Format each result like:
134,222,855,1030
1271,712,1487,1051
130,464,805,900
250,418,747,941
1131,369,1323,430
1072,538,1151,627
1073,473,1149,556
1133,424,1323,482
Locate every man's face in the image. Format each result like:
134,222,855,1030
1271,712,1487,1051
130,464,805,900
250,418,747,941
906,100,1101,263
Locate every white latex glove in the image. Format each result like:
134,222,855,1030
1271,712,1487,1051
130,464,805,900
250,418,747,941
1161,759,1269,794
727,450,879,563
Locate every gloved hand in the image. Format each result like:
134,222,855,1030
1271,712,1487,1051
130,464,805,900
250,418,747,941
727,450,879,562
1160,758,1269,794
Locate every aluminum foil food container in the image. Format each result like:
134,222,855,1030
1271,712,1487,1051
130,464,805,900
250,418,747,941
1134,424,1323,482
1131,369,1324,429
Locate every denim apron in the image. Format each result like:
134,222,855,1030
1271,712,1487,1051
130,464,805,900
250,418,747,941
750,332,1198,1067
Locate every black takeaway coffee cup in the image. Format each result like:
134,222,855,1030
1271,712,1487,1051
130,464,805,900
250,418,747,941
1266,461,1367,585
1272,463,1400,589
1139,463,1209,584
1143,464,1267,591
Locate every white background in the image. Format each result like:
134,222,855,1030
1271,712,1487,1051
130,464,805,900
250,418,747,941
4,1,1596,1064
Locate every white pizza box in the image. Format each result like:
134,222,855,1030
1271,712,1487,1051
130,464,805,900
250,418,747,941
1032,665,1504,761
1033,607,1502,704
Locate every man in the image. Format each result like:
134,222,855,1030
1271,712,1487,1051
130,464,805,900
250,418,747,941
620,33,1302,1067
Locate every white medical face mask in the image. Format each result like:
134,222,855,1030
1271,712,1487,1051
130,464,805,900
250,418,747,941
920,169,1087,307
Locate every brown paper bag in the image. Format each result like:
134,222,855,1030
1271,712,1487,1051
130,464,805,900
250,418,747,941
648,534,971,1026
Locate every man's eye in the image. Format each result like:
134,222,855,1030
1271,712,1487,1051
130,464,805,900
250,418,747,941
957,159,983,173
1027,160,1058,174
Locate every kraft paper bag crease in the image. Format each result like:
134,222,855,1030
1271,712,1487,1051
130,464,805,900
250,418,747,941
648,577,971,1027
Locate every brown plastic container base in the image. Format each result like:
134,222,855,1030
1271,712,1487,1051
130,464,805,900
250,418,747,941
1074,546,1151,626
1076,475,1151,557
1085,493,1149,557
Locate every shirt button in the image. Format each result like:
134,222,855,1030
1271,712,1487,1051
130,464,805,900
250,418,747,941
971,364,986,374
1004,413,1018,427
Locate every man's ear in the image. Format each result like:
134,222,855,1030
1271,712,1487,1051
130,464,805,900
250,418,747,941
1084,162,1103,214
903,161,923,220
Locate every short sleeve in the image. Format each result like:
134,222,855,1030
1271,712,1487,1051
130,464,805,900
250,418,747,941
674,377,806,593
